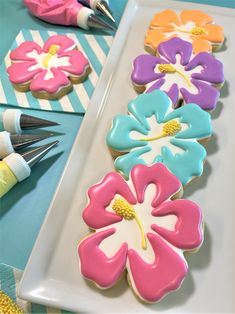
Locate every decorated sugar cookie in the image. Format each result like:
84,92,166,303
78,163,203,303
7,35,91,99
106,90,212,185
131,37,224,111
145,9,224,55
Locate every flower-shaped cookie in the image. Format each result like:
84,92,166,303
131,37,224,111
7,35,91,99
106,90,212,185
145,9,224,55
78,163,203,303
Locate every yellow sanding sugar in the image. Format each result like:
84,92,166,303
0,161,18,198
0,290,25,314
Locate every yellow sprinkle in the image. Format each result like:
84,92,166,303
191,27,207,35
43,44,58,68
174,25,207,35
140,120,182,142
158,64,176,73
162,120,182,136
158,63,191,87
0,291,25,314
48,44,58,55
112,198,135,220
112,198,147,249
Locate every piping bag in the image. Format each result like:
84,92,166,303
0,141,58,198
24,0,115,31
0,108,59,134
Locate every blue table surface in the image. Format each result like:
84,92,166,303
0,0,234,271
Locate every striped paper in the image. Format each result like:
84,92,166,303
0,29,113,113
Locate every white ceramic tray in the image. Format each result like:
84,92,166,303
19,0,235,312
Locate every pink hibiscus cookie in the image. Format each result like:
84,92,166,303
7,35,91,99
78,163,203,303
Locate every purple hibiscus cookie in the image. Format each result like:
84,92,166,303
131,37,224,111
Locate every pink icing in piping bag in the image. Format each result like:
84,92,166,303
24,0,115,31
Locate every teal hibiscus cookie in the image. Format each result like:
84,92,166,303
106,90,212,185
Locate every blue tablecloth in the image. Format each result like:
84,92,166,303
0,0,234,271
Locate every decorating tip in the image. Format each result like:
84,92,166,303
20,113,59,130
21,140,59,168
0,141,59,198
87,14,116,31
11,133,52,151
96,0,116,24
0,131,53,159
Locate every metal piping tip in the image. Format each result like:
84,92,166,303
87,14,116,31
21,140,59,168
97,0,116,24
11,133,53,151
20,114,59,130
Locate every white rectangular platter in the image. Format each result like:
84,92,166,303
19,0,235,312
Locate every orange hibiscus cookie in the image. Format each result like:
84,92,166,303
145,10,224,55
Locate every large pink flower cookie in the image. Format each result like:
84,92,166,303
7,35,91,99
78,163,203,303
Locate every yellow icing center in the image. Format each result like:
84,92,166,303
43,44,58,68
158,63,191,87
112,198,147,250
158,64,176,73
0,290,25,314
191,26,207,35
174,26,207,35
140,120,182,142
